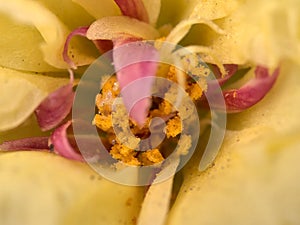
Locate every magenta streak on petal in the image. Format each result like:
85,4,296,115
223,66,279,113
217,64,238,86
202,64,238,101
114,0,149,23
210,64,238,86
63,26,89,69
0,137,49,151
35,70,75,131
113,40,159,126
49,121,84,161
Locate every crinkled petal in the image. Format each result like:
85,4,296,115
49,121,83,161
113,41,159,126
35,70,74,131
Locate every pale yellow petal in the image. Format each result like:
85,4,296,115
0,13,59,72
166,18,224,44
142,0,161,25
72,0,121,19
196,0,300,67
0,67,69,131
0,0,97,70
0,152,143,225
87,16,160,40
166,61,300,224
181,0,240,21
163,0,239,44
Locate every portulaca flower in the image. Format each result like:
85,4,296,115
0,0,300,225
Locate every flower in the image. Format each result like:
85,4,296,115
0,0,279,161
0,0,300,225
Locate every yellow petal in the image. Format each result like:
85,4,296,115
194,0,300,67
0,0,97,70
166,61,300,224
142,0,161,26
38,0,95,29
162,0,238,44
0,67,69,131
72,0,121,19
0,151,143,225
0,13,59,72
86,16,160,41
166,18,224,44
181,0,239,21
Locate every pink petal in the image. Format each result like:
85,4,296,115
206,64,238,94
215,66,280,113
63,26,89,69
0,137,49,151
113,40,159,126
35,70,75,131
49,121,84,161
213,64,239,86
114,0,149,23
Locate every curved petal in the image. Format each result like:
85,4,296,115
114,0,149,23
0,13,59,72
0,67,69,132
63,26,89,69
223,67,279,112
207,66,280,113
63,26,114,68
35,70,74,131
142,0,161,25
73,0,121,19
166,18,225,45
49,121,83,161
196,0,300,68
189,0,240,20
0,0,96,69
86,16,159,41
207,64,238,91
113,41,159,126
